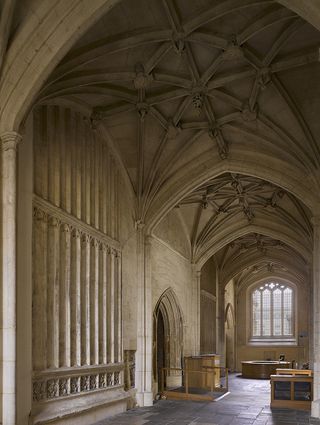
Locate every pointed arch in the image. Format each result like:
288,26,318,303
225,303,235,328
153,288,184,386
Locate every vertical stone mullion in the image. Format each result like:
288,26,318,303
71,228,81,366
60,108,66,211
80,120,86,222
312,216,320,417
102,144,107,234
90,134,95,227
47,216,60,369
116,252,122,363
32,208,48,371
59,224,71,368
71,111,77,217
110,160,115,239
94,134,99,229
81,234,91,365
107,249,115,364
113,251,119,363
106,152,111,235
65,108,72,214
85,125,91,225
76,114,82,220
90,238,99,365
115,170,120,240
99,244,107,364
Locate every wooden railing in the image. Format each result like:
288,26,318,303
160,366,228,401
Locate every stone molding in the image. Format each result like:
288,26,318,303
200,289,216,302
0,131,22,151
33,363,124,403
33,195,121,256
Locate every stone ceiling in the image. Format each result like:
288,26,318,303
35,0,320,285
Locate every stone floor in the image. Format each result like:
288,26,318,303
95,374,316,425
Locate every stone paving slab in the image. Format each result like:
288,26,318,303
94,375,312,425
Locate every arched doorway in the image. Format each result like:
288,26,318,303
153,288,184,393
225,303,235,372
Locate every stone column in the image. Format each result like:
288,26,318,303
32,208,48,370
47,216,60,369
71,228,81,366
116,252,122,363
135,229,153,407
312,215,320,419
99,244,108,364
192,266,201,355
215,266,225,364
215,265,220,354
81,234,91,365
0,131,21,425
90,238,99,365
107,249,115,364
59,224,71,367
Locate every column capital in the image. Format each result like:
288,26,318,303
0,131,22,151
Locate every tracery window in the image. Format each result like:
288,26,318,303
251,282,295,341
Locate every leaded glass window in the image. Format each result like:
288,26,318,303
251,282,294,340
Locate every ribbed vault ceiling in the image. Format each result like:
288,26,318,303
36,0,319,286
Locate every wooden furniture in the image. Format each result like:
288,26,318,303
184,354,220,389
241,360,290,379
270,374,313,410
276,368,312,376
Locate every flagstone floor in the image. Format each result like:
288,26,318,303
95,374,317,425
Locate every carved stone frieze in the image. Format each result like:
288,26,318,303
90,374,98,390
59,378,69,396
107,372,114,387
33,380,46,402
70,377,80,394
114,371,120,385
99,373,107,388
47,379,59,399
33,197,121,254
81,375,90,391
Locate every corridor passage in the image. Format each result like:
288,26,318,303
95,374,314,425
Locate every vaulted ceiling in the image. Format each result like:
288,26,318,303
31,0,320,285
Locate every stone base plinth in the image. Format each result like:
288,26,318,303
31,389,128,425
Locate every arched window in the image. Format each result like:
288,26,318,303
251,282,295,342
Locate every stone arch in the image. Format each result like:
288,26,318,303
244,277,300,343
277,0,320,31
196,219,311,269
220,251,308,289
225,303,235,326
153,288,184,389
145,154,318,233
225,302,236,371
0,0,121,133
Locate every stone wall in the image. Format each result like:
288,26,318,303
30,105,134,424
236,280,310,371
149,236,195,356
200,258,217,354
